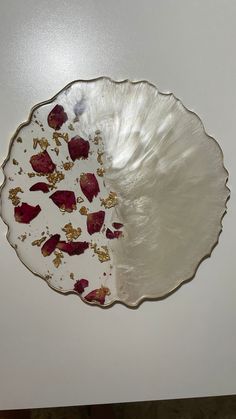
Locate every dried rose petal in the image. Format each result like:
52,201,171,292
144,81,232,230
112,222,123,229
30,182,50,193
84,287,110,305
68,136,90,161
41,234,60,256
30,150,56,174
87,211,105,235
14,202,41,223
56,241,89,255
50,190,76,212
106,228,123,239
74,279,89,294
80,173,100,202
47,104,68,130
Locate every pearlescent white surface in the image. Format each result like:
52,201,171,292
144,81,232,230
0,0,236,410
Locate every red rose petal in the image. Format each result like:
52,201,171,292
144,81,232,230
84,287,110,305
50,190,76,212
68,136,90,161
41,234,61,256
87,211,105,235
30,150,56,174
56,241,89,255
47,104,68,130
30,182,50,193
112,222,123,229
74,279,89,294
80,173,100,202
106,228,123,239
14,202,41,223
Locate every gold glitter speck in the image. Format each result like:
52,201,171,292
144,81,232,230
70,273,75,279
100,191,118,209
31,236,47,246
97,151,104,165
53,132,69,146
28,173,36,178
79,206,88,215
77,196,84,204
63,162,74,171
9,187,23,206
18,234,27,242
97,167,105,177
16,137,22,143
62,223,81,241
68,123,74,131
12,159,18,165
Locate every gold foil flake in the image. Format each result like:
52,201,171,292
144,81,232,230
70,273,75,279
91,243,110,263
31,236,47,246
97,167,105,177
77,196,84,204
33,137,50,150
100,191,118,209
18,167,23,175
18,234,27,242
95,130,101,135
12,159,18,165
63,162,74,171
97,151,104,165
8,187,23,206
53,251,64,268
45,274,52,281
46,171,64,186
62,223,81,241
53,147,60,156
16,137,22,143
8,177,14,181
79,206,88,215
28,172,36,178
53,132,69,146
68,123,74,131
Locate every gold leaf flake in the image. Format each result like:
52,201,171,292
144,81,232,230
97,167,105,177
62,223,81,241
79,206,88,215
8,187,23,206
18,167,23,175
70,273,75,279
53,132,69,146
63,162,74,171
77,196,84,203
28,172,36,178
16,137,22,143
12,159,18,165
8,177,14,181
18,234,27,242
95,130,101,135
100,191,118,209
53,251,64,268
97,151,104,165
31,236,47,246
68,123,74,131
33,137,50,150
46,171,64,186
53,147,60,156
91,243,110,263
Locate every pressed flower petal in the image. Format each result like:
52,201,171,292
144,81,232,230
41,234,61,256
74,278,89,294
80,173,100,202
113,230,123,239
87,210,105,235
112,222,123,229
14,202,41,223
47,104,68,130
56,241,89,255
50,190,76,212
68,136,90,161
30,150,56,174
29,182,50,193
106,228,115,239
84,286,110,305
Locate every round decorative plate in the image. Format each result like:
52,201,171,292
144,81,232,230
0,78,229,307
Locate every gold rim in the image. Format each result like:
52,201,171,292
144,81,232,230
0,77,230,308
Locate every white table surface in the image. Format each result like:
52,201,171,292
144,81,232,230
0,0,235,410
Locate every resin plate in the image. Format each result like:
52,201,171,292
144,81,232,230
0,78,229,307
